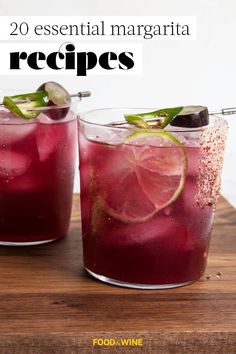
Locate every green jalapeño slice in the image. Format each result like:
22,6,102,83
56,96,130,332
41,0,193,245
3,91,48,119
124,106,183,129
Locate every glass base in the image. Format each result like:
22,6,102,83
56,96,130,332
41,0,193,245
85,268,196,289
0,238,58,246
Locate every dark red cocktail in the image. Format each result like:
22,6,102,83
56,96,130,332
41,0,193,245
78,108,227,289
0,109,76,245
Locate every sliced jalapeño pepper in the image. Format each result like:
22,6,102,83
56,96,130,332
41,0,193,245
3,91,48,119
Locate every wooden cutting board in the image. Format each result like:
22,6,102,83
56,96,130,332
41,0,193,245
0,195,235,353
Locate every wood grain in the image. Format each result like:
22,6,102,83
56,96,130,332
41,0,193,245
0,195,235,353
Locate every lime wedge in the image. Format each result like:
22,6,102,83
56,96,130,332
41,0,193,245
3,91,48,119
97,129,187,223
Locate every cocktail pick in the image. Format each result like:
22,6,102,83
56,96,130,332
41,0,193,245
108,106,236,127
0,91,91,106
210,107,236,116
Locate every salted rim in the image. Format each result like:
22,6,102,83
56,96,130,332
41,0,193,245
78,108,228,133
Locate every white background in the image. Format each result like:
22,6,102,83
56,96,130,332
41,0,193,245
0,0,235,206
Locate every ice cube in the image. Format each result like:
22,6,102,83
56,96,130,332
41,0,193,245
187,147,201,176
0,114,37,145
83,124,130,145
181,131,202,146
36,123,60,161
36,118,76,161
180,179,213,241
0,150,31,178
103,212,186,249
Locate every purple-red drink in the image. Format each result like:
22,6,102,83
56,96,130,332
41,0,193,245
0,109,76,245
78,109,227,289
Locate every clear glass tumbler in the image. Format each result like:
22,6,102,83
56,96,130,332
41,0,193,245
0,104,77,246
78,108,227,289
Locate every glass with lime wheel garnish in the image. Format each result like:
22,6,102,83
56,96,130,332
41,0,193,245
0,82,90,245
78,106,227,289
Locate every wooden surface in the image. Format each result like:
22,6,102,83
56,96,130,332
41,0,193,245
0,195,235,354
